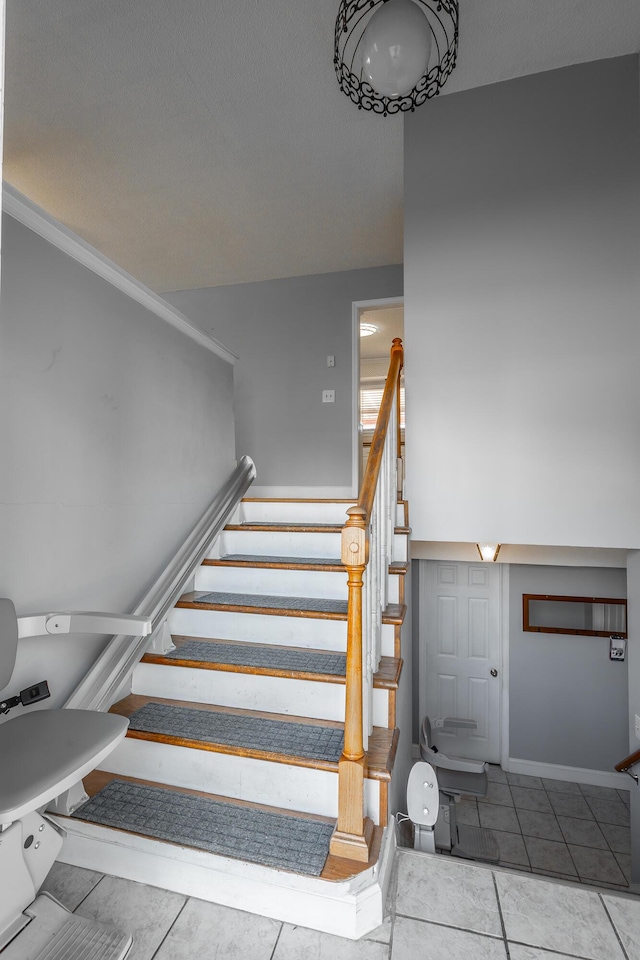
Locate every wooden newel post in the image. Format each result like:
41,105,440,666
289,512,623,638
329,505,374,862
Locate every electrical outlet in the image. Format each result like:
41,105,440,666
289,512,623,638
635,714,640,741
327,355,335,367
322,390,335,403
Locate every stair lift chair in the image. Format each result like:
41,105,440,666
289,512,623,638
0,597,151,960
407,716,499,863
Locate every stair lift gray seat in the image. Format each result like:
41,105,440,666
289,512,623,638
413,715,499,863
0,597,136,959
419,716,489,798
0,709,128,823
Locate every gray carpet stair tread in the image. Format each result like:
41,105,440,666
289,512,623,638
128,702,344,763
188,591,348,615
220,554,343,566
238,522,340,527
74,779,333,876
168,640,346,676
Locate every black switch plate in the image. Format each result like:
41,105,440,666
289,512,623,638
19,680,50,706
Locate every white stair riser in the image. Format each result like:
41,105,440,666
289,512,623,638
131,662,390,726
238,500,406,528
219,530,408,563
393,533,408,562
168,607,397,656
56,822,395,939
100,739,382,823
195,564,401,603
219,530,341,559
240,501,352,525
195,565,348,600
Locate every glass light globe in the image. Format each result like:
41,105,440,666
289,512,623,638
361,0,432,99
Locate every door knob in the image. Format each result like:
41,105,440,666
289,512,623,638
490,668,498,677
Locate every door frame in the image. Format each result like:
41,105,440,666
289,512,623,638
351,297,404,497
418,559,511,769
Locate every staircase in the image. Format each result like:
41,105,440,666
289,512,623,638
53,496,409,939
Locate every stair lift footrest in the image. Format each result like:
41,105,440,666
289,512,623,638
1,895,132,960
451,824,500,864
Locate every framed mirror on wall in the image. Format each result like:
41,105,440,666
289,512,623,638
523,594,627,638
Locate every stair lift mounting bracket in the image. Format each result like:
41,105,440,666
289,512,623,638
0,680,50,715
0,610,151,717
17,610,153,640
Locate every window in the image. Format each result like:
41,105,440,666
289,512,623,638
360,380,405,432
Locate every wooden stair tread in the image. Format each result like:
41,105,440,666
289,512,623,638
177,590,406,624
203,556,408,576
76,771,381,881
206,555,344,570
226,522,410,535
241,498,356,503
226,522,343,533
142,636,402,689
110,694,397,780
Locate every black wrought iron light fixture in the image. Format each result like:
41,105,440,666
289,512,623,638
334,0,459,115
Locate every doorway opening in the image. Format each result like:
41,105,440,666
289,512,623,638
353,299,404,487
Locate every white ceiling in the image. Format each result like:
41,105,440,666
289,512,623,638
360,305,404,360
4,1,640,292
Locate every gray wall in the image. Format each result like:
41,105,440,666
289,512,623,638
0,214,236,706
509,565,628,772
404,55,640,548
165,266,403,490
625,552,640,886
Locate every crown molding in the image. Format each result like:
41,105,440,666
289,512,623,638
2,183,237,365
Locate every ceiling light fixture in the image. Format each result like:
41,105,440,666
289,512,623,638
334,0,459,116
360,322,378,337
476,543,501,563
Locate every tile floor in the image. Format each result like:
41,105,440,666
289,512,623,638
451,766,632,890
40,848,640,960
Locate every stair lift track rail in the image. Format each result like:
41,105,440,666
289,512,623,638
64,456,256,714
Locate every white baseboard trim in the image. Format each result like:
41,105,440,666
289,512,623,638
248,485,357,500
507,757,630,792
55,816,396,939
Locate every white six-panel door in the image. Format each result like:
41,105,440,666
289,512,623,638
421,560,502,763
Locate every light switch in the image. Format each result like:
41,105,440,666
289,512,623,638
327,355,335,367
322,390,335,403
635,714,640,741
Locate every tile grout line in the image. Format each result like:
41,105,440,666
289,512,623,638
385,857,399,960
491,871,512,959
149,895,189,959
506,937,620,960
394,912,506,942
268,921,284,960
71,871,107,912
598,893,631,960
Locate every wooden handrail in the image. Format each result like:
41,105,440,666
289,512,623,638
358,338,404,521
615,748,640,774
330,339,404,863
